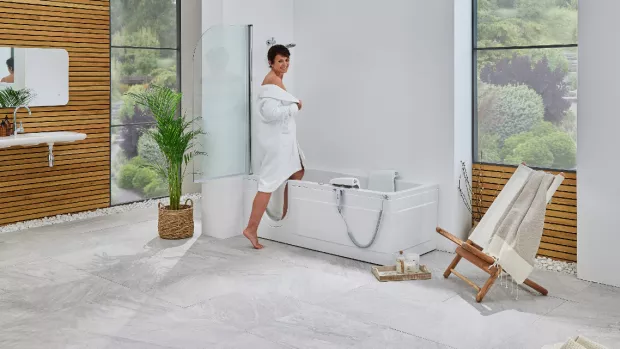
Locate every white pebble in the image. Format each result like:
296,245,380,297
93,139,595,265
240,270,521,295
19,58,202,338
534,256,577,275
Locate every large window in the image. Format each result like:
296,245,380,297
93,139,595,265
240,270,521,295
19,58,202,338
110,0,180,205
474,0,578,170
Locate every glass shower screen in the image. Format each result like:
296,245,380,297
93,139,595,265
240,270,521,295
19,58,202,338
192,25,253,182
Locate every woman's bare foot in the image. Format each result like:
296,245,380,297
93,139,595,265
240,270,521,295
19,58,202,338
243,228,264,249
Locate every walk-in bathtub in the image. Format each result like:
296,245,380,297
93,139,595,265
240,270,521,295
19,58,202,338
243,169,439,265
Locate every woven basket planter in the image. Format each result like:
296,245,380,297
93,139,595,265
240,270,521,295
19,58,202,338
158,198,194,240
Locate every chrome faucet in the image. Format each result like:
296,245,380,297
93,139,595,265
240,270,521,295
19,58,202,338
13,105,29,135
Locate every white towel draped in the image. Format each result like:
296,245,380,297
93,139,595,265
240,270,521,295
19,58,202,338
468,164,563,284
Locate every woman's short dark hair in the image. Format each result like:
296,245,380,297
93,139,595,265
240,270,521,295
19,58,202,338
6,57,13,71
268,45,290,66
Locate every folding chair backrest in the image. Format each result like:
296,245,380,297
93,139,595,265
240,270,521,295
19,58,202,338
469,164,565,249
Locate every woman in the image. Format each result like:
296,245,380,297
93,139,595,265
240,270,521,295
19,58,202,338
1,58,14,83
243,45,305,249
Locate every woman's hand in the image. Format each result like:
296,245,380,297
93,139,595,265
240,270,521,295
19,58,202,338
296,100,303,110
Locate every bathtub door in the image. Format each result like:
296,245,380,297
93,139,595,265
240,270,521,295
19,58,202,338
192,25,253,182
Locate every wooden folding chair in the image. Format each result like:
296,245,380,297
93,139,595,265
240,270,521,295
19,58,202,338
436,164,564,303
436,228,549,302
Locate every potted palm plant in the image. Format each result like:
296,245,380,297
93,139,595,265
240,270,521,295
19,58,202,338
128,85,201,239
0,86,35,108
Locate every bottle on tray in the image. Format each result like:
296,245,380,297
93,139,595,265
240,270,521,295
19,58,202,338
395,250,420,274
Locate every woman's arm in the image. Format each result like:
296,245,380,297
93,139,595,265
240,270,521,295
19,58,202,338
259,98,299,123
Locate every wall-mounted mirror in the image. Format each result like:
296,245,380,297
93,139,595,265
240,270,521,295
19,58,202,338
0,47,69,107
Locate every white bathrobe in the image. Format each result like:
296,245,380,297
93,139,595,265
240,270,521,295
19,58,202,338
256,84,306,193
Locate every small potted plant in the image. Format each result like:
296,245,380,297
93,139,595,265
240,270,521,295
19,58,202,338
128,85,201,239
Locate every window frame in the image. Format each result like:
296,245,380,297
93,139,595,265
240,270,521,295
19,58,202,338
109,0,182,206
471,0,579,172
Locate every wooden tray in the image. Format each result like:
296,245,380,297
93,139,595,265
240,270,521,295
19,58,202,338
372,265,432,282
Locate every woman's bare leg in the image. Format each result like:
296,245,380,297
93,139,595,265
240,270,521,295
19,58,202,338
243,191,271,249
282,169,305,219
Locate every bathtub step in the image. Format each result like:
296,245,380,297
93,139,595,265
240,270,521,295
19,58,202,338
372,265,432,282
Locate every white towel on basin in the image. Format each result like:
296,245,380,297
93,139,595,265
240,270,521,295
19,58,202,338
368,170,398,192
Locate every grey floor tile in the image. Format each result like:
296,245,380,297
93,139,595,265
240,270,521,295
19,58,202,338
186,234,257,260
0,242,45,269
452,275,568,317
0,290,41,328
250,303,452,349
211,332,294,349
1,275,175,330
149,253,370,308
0,328,174,349
219,236,376,280
527,268,592,302
343,275,461,303
48,221,204,276
0,272,242,349
499,315,620,349
546,290,620,329
0,257,91,293
321,284,541,349
186,293,310,331
570,282,620,310
1,203,618,349
93,248,224,293
107,309,250,349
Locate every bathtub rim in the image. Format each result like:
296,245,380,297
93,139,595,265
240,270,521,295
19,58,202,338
244,173,438,201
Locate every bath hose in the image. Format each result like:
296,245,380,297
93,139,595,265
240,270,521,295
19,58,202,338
334,188,387,248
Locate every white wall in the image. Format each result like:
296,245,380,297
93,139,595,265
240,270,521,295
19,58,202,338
201,0,223,33
453,0,474,244
577,1,620,287
293,0,471,250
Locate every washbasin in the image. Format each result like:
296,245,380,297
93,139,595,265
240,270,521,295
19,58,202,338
0,131,87,167
0,131,86,149
7,133,42,139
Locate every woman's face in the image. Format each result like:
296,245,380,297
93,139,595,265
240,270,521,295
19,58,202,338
271,54,290,74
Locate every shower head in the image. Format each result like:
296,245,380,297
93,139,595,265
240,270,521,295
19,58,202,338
266,37,296,48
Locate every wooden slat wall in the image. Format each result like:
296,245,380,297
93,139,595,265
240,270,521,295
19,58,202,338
472,163,577,262
0,0,110,226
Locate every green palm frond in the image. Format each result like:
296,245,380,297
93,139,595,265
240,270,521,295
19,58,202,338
127,84,201,210
0,87,35,108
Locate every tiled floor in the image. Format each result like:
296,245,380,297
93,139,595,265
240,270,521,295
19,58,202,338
1,204,619,349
